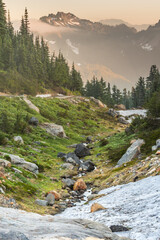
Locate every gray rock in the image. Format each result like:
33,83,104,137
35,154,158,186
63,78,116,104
0,207,131,239
152,145,157,151
29,117,39,126
118,117,128,125
0,231,29,240
62,178,75,189
40,123,67,138
108,109,119,117
0,153,39,174
67,144,77,149
110,225,129,232
12,168,22,174
13,136,24,145
57,152,66,158
117,139,145,166
66,152,81,165
35,199,48,206
0,187,5,194
61,163,74,170
80,160,95,172
0,159,11,167
46,193,55,206
75,143,91,158
87,194,99,201
156,139,160,148
86,136,92,143
152,139,160,151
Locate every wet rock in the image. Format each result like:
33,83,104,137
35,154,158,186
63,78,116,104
110,225,129,232
79,160,95,172
35,199,48,206
46,193,55,206
40,123,67,138
29,117,39,126
75,143,91,158
0,231,29,240
73,179,87,191
0,153,39,174
13,136,24,145
91,203,106,213
117,139,145,167
62,178,75,189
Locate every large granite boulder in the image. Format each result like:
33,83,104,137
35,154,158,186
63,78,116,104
0,153,39,174
117,139,145,167
40,123,67,138
0,231,29,240
0,207,130,239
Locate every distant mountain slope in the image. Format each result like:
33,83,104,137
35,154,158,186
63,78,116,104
100,19,150,31
13,13,160,89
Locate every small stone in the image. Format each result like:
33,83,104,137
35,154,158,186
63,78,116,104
29,117,39,126
91,203,106,213
13,136,24,145
35,199,48,206
110,225,129,232
156,150,160,155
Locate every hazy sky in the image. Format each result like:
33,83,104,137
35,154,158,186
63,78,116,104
4,0,160,24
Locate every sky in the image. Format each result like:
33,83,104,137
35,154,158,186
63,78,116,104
4,0,160,24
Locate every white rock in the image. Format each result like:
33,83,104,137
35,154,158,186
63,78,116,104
117,139,145,166
13,136,24,145
40,123,67,138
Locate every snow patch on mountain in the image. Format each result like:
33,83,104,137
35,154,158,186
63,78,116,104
66,39,79,55
141,43,153,51
59,176,160,240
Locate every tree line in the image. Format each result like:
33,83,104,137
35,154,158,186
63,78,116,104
0,1,83,95
83,65,160,109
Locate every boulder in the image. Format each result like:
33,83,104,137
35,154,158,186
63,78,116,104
40,123,67,138
79,160,95,172
13,136,24,145
0,153,39,174
62,178,75,189
61,163,74,170
35,199,48,206
152,139,160,151
46,193,55,206
90,97,106,108
108,109,119,117
86,136,93,143
75,143,91,158
115,104,126,110
57,152,66,158
47,191,61,201
0,159,11,168
117,139,145,167
0,231,29,240
118,117,128,125
110,225,129,232
91,203,106,213
29,117,39,126
73,179,87,191
66,152,81,165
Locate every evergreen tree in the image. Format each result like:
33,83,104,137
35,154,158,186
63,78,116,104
0,0,6,38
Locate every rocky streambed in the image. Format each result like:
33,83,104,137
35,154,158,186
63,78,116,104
58,176,160,240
